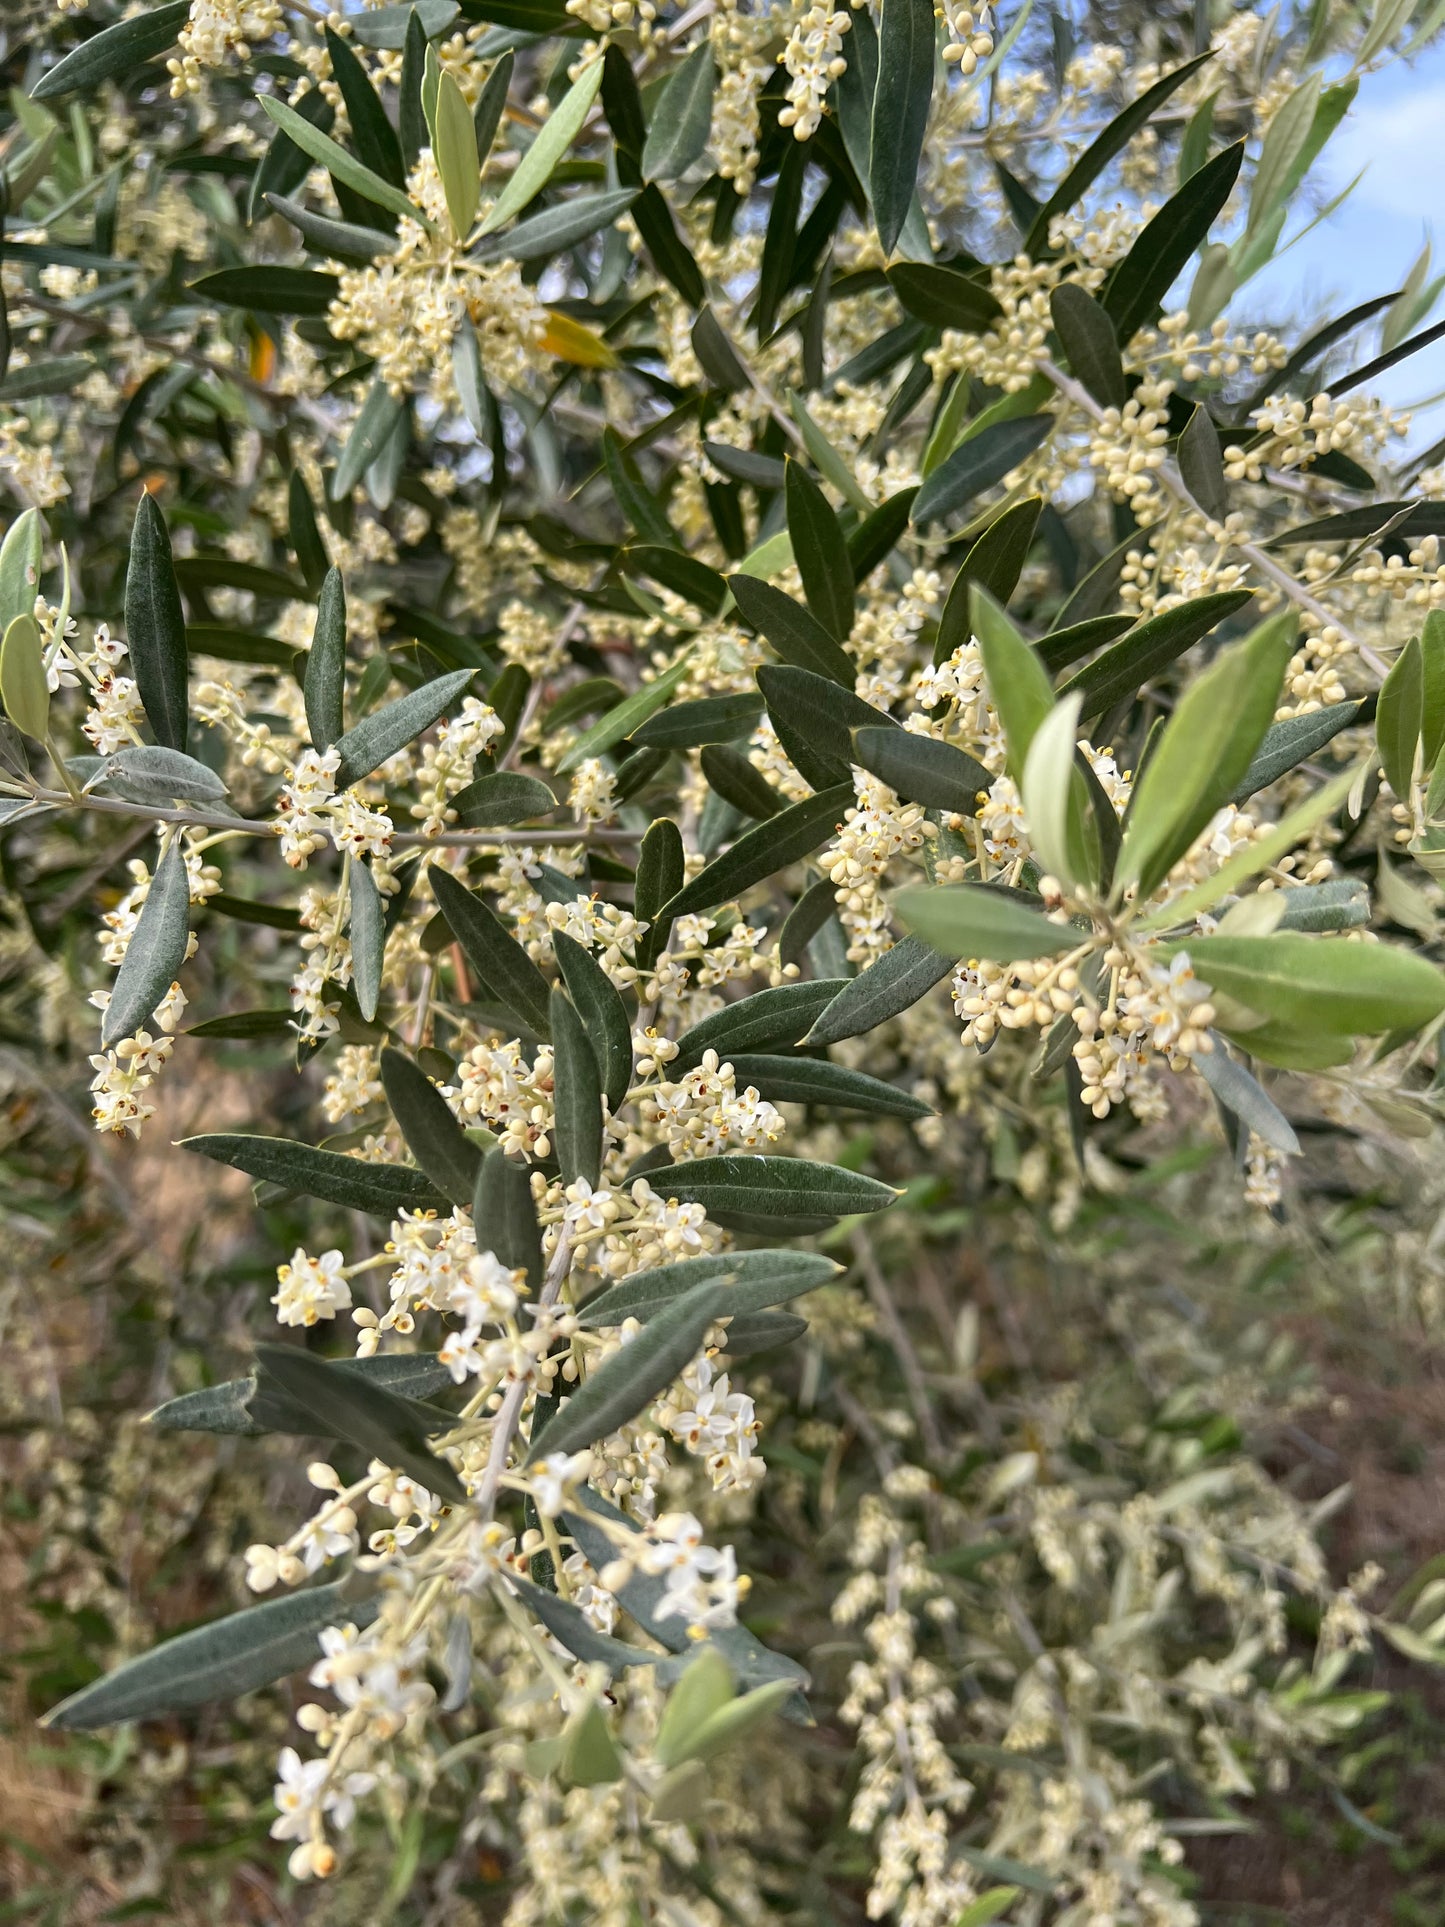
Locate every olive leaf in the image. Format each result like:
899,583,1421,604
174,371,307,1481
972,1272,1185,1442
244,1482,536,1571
803,934,956,1045
641,42,716,181
555,649,694,774
430,866,553,1040
473,1146,545,1289
1194,1043,1301,1158
0,613,50,743
255,1345,467,1504
304,566,347,750
727,1054,933,1119
183,1133,445,1215
147,1352,456,1437
660,1155,897,1231
660,784,853,921
380,1046,481,1207
870,0,935,256
550,987,604,1188
125,493,189,752
332,667,473,787
785,460,855,645
894,884,1073,964
757,665,896,790
102,837,190,1046
1057,589,1255,718
912,416,1053,528
259,95,427,229
1178,934,1445,1038
104,745,229,806
973,586,1056,776
672,979,849,1071
480,57,604,235
33,0,191,98
634,692,762,750
0,507,42,631
434,69,480,239
1378,635,1424,802
449,769,556,827
528,1279,728,1460
578,1249,839,1330
552,930,632,1113
1049,284,1126,409
729,575,855,688
1101,141,1244,343
44,1580,379,1730
851,726,991,813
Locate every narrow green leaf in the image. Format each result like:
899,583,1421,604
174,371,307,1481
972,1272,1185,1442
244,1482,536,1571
633,692,762,750
656,1648,734,1767
1194,1043,1300,1156
1116,611,1295,898
474,186,638,265
380,1046,481,1207
191,268,341,317
1026,52,1213,254
32,0,190,98
660,785,853,920
555,650,694,774
430,866,553,1039
288,473,331,596
332,667,472,787
1035,614,1140,675
552,930,632,1113
912,416,1052,527
894,883,1072,963
0,613,49,742
550,988,604,1187
578,1249,839,1330
528,1280,726,1459
803,933,954,1044
435,70,480,239
622,545,728,615
701,743,784,819
673,979,848,1072
1057,589,1254,719
1101,141,1243,343
105,745,228,807
473,1146,545,1288
125,493,189,752
0,356,95,403
1247,74,1321,238
642,42,716,181
661,1155,896,1230
887,261,1002,330
1378,635,1424,801
350,858,385,1023
148,1352,456,1437
728,1053,932,1119
449,769,557,827
1231,699,1366,802
691,305,752,392
870,0,935,256
102,838,189,1046
785,460,855,644
325,21,406,187
0,508,42,631
973,585,1056,776
304,567,346,750
480,57,604,236
729,575,856,687
1049,283,1126,408
256,1344,466,1503
936,500,1043,653
259,94,428,228
1180,933,1445,1037
43,1580,378,1729
851,726,990,813
333,378,405,501
757,665,895,790
183,1133,445,1214
1021,692,1090,889
1176,403,1228,520
636,816,684,965
472,47,513,161
1423,610,1445,769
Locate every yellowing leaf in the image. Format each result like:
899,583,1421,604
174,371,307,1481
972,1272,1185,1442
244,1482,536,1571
541,312,620,369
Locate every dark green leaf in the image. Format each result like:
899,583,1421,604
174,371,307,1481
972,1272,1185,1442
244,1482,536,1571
472,47,513,161
1026,52,1213,254
578,1249,838,1330
43,1580,378,1729
887,262,1002,330
186,1009,294,1039
0,354,94,401
661,1155,896,1231
1194,1044,1300,1157
870,0,935,256
757,663,895,790
183,1133,445,1214
642,42,716,181
673,978,848,1072
622,545,728,615
803,933,954,1044
1058,589,1254,717
691,305,752,392
848,487,920,582
703,441,786,490
701,743,784,819
304,567,346,750
332,667,472,787
851,725,990,813
1264,503,1445,549
380,1046,481,1206
1177,403,1228,520
779,875,838,970
633,692,762,749
661,784,853,920
102,837,190,1046
555,650,694,774
475,186,638,263
728,1053,931,1118
191,265,338,316
351,0,461,48
550,988,604,1187
1101,140,1244,343
754,138,803,339
552,930,632,1113
256,1344,466,1503
729,575,854,686
1035,614,1138,675
529,1280,726,1459
720,1311,808,1357
125,493,189,752
325,22,405,188
912,416,1053,527
32,0,190,98
1049,283,1126,408
636,816,684,967
631,182,706,305
786,459,854,643
936,500,1043,656
333,378,405,501
450,769,556,827
288,472,331,595
147,1352,456,1437
430,866,553,1039
1378,634,1423,801
473,1146,545,1288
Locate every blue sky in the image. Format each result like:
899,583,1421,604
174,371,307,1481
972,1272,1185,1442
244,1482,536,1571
1244,39,1445,437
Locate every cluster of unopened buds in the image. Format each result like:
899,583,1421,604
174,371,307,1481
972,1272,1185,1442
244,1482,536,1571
939,0,994,67
274,745,393,869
